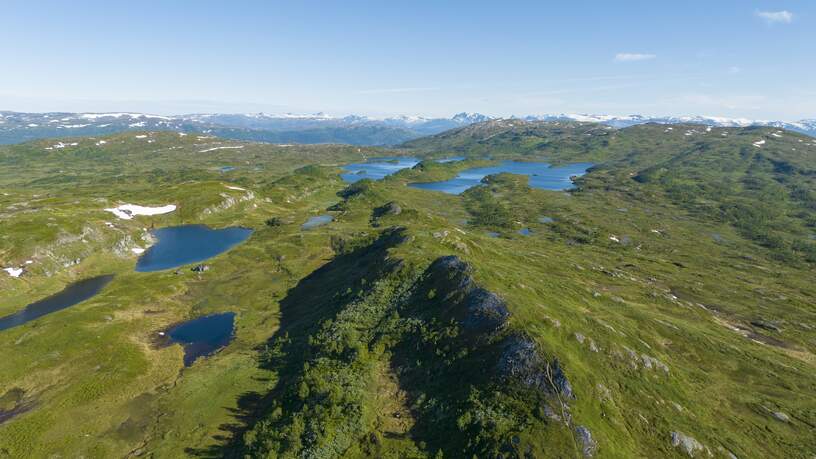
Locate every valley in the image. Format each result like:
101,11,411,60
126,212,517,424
0,120,814,458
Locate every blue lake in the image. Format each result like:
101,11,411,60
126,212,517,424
409,161,594,195
0,275,114,332
166,312,236,366
302,215,333,230
340,157,420,183
136,225,253,272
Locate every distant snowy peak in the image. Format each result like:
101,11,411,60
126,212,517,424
0,110,813,147
79,113,173,121
521,114,816,134
451,112,493,124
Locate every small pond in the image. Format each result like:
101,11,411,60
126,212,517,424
135,225,253,272
165,312,236,366
409,161,594,195
340,157,420,183
0,275,114,332
517,228,532,236
302,215,333,230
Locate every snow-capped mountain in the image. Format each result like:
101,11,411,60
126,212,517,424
0,111,497,145
523,114,816,135
0,110,813,146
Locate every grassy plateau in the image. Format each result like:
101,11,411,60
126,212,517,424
0,122,814,458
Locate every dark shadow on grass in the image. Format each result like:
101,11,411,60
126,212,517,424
184,227,407,458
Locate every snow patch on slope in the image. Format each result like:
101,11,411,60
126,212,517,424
105,204,176,220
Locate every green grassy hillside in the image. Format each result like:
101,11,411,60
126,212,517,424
0,123,814,458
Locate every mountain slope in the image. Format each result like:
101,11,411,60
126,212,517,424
0,111,490,146
525,114,816,136
2,110,812,147
0,125,814,457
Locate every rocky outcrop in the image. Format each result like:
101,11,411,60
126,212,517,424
670,431,710,457
202,190,255,215
462,287,510,333
426,255,474,293
422,257,572,399
423,256,510,334
373,201,402,217
497,334,574,399
575,426,597,457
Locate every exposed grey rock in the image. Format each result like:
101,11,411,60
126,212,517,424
575,333,586,344
641,354,670,373
670,431,708,457
374,201,402,217
462,288,510,333
191,264,210,272
427,255,474,294
672,402,684,412
498,335,573,398
575,426,597,457
424,256,510,334
542,404,562,422
772,411,790,423
596,383,612,402
751,320,781,332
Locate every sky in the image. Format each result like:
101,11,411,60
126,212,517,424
1,0,814,120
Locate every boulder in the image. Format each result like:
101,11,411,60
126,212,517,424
772,411,790,423
670,431,709,457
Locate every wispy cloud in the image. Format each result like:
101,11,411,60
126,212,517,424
755,10,794,24
614,53,656,62
356,87,439,95
728,66,742,74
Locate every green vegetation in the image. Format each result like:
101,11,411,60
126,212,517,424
0,123,814,457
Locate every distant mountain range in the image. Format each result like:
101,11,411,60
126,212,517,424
0,110,812,146
524,113,816,135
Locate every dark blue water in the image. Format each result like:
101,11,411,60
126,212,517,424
220,166,236,172
0,275,114,332
135,225,253,272
409,161,594,195
167,312,235,366
518,228,532,236
302,215,333,230
340,157,420,183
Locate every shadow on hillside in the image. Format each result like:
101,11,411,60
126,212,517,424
387,256,517,456
185,228,406,458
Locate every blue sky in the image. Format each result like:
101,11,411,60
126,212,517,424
1,1,814,119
